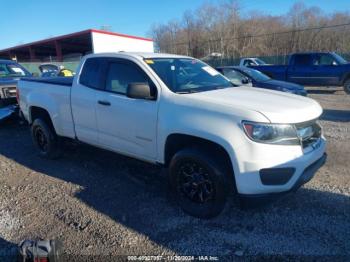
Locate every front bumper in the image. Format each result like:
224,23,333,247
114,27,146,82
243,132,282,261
0,104,18,121
238,153,327,207
0,97,17,106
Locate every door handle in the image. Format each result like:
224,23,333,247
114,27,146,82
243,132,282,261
98,100,111,106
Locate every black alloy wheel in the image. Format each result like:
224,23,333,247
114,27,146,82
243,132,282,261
178,161,215,204
31,118,62,159
169,147,230,218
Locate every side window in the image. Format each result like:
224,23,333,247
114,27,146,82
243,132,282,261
105,62,154,95
0,64,8,76
314,54,337,66
80,58,104,89
293,55,312,66
223,69,246,85
243,60,252,66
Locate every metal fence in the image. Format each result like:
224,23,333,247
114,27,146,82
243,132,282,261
206,52,350,67
19,52,350,74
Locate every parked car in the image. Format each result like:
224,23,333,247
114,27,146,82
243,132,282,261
0,60,32,121
18,53,326,218
249,52,350,94
216,66,307,96
239,57,268,67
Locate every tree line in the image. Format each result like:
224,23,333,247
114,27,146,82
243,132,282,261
150,1,350,62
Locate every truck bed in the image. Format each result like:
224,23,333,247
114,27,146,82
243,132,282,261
18,77,76,138
21,77,74,86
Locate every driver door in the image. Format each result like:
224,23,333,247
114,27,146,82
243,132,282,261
96,58,159,161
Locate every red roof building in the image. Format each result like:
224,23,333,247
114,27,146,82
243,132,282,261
0,29,154,62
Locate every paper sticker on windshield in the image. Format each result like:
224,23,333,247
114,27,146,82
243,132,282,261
11,67,25,74
144,59,154,64
202,66,219,76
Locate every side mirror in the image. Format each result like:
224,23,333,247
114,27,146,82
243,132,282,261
32,72,39,77
241,78,250,84
127,83,154,100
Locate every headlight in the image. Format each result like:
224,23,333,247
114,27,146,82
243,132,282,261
242,121,300,145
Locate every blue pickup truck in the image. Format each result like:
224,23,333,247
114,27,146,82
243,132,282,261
249,52,350,94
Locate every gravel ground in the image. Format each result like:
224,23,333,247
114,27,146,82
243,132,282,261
0,86,349,260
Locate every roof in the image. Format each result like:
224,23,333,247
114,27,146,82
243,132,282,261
216,65,241,69
90,29,153,42
291,52,333,55
0,29,153,53
0,59,17,64
126,52,190,59
85,52,191,60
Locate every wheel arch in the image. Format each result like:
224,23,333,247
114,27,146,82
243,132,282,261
164,133,237,191
342,72,350,85
29,106,56,134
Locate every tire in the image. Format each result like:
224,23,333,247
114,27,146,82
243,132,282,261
31,118,62,159
169,147,230,218
344,79,350,94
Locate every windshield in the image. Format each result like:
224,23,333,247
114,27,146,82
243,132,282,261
255,58,267,65
0,62,31,77
332,53,348,65
145,58,233,93
240,67,271,82
222,68,248,85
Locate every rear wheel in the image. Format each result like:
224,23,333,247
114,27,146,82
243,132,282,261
344,79,350,94
31,118,62,159
169,147,230,218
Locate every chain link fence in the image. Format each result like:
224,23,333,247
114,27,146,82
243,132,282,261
18,52,350,74
206,52,350,67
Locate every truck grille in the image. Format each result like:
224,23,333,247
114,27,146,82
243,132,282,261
1,86,17,98
296,120,322,149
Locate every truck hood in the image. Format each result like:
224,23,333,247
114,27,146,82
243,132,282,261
0,79,18,85
188,86,322,123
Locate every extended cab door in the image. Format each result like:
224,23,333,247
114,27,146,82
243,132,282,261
95,58,159,161
287,54,315,85
310,53,341,86
71,57,107,146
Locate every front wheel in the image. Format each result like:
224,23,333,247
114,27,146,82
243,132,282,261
169,148,230,218
31,118,62,159
344,79,350,94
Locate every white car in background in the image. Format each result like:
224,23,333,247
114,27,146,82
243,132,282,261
18,53,326,218
239,57,269,67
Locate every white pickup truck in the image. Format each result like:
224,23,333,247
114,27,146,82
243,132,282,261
239,57,268,67
18,53,327,218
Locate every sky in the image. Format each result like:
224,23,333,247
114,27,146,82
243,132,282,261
0,0,349,50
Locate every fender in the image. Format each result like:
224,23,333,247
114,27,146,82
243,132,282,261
341,71,350,85
27,92,61,134
156,95,270,178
